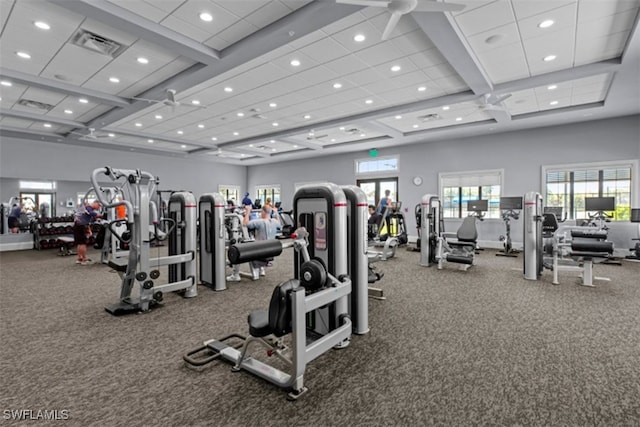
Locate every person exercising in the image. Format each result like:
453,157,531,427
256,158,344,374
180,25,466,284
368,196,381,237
368,204,381,240
227,205,281,282
8,203,22,233
73,200,102,265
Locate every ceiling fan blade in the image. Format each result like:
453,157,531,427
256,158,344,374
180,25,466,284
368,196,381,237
336,0,389,7
130,96,161,104
413,0,465,12
382,11,402,40
166,89,177,104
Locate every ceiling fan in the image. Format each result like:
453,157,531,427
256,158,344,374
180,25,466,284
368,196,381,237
478,93,512,111
131,89,207,113
336,0,465,40
69,127,112,139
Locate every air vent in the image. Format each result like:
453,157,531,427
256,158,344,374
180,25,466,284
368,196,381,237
417,113,441,122
17,99,54,111
71,29,124,57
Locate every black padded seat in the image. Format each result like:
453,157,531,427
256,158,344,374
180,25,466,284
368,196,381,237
248,310,271,337
572,240,614,254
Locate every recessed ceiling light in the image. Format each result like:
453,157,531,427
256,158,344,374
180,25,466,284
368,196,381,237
135,123,142,127
391,65,401,72
442,106,450,110
308,132,314,137
177,130,184,135
365,99,373,104
293,145,298,148
0,81,12,87
538,19,554,28
34,21,50,30
484,34,504,44
108,133,115,137
64,109,73,114
550,100,559,105
272,122,279,127
16,51,31,59
339,126,345,131
354,34,366,42
148,139,154,143
303,114,311,119
43,123,52,128
78,98,88,103
269,102,277,108
233,132,239,136
271,148,276,152
181,145,187,148
290,59,301,67
249,144,254,147
191,100,200,105
109,77,120,83
224,87,233,93
455,117,463,121
198,124,205,128
395,115,402,119
412,124,419,129
330,138,336,142
211,137,217,141
270,140,275,143
333,82,342,89
543,55,556,62
199,12,213,22
137,57,149,64
237,112,244,117
360,133,366,137
547,84,558,90
418,86,427,92
155,114,162,119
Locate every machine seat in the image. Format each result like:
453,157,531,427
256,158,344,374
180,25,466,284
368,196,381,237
248,310,271,337
108,257,128,272
571,229,608,240
456,216,478,243
571,241,614,254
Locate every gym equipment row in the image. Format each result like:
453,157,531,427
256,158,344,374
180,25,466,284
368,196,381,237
185,183,370,400
523,192,615,287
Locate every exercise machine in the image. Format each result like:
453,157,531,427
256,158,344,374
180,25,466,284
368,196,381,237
496,196,522,257
419,194,443,267
523,192,614,286
626,208,640,261
185,183,364,399
435,200,483,270
198,193,227,291
91,167,198,315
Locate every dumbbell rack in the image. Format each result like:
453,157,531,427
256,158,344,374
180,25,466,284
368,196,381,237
33,216,89,250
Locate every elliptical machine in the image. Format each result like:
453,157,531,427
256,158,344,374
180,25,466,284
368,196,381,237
626,208,640,261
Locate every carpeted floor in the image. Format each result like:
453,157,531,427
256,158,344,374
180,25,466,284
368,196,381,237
1,245,639,426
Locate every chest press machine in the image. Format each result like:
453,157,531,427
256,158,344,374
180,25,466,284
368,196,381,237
91,167,198,315
184,183,369,400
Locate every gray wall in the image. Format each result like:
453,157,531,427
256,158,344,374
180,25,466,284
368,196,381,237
248,115,640,252
0,136,247,212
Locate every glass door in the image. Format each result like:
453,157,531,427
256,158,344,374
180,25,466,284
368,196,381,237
356,178,398,210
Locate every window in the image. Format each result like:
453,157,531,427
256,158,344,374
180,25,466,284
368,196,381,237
20,180,56,190
356,156,399,175
218,185,240,204
544,162,635,221
255,185,281,207
439,170,503,219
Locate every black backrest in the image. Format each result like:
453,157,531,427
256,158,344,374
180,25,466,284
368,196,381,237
268,279,298,337
542,213,559,235
457,216,478,242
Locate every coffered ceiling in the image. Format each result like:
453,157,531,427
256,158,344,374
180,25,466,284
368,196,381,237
1,0,639,165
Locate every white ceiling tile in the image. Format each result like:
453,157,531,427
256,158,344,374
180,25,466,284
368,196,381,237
432,75,468,94
295,65,340,86
449,0,497,16
40,44,113,86
202,36,230,50
19,87,66,107
160,15,214,42
321,10,370,35
466,22,521,55
0,0,14,29
108,0,169,22
571,92,604,105
287,30,328,50
511,0,576,20
300,37,352,64
577,0,639,21
517,3,577,40
575,30,631,65
213,19,259,46
144,0,185,14
355,41,408,66
324,55,371,76
522,27,575,75
408,49,447,68
330,20,383,53
343,68,385,86
216,1,270,18
423,63,458,80
576,10,638,42
454,0,516,37
244,1,290,27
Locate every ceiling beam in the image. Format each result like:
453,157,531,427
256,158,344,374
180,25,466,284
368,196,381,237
365,120,405,138
279,137,323,150
220,90,477,149
0,108,86,128
47,0,220,65
412,12,493,95
0,68,131,108
83,2,364,131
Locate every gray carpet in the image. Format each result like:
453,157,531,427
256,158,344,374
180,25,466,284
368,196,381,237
1,245,639,426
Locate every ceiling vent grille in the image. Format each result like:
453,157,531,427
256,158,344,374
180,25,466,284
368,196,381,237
17,99,54,111
71,29,124,57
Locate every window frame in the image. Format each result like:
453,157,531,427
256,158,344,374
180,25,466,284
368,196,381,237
439,169,503,219
355,155,400,177
542,160,637,221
